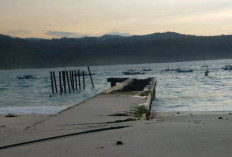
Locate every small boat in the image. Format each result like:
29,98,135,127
142,68,152,72
17,74,35,79
222,65,232,70
165,68,178,72
122,70,145,75
176,69,193,73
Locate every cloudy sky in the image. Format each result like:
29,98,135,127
1,0,232,38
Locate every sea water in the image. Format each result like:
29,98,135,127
0,59,232,114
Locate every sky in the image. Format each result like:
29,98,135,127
0,0,232,38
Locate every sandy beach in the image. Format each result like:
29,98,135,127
1,90,232,156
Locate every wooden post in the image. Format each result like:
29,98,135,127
78,70,81,90
66,71,71,93
72,70,75,92
62,71,66,94
82,71,85,90
53,71,58,93
74,70,78,91
59,71,62,95
50,71,54,93
69,70,73,92
87,66,94,88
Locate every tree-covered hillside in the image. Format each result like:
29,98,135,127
0,32,232,69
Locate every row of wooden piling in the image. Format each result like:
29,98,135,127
50,67,94,95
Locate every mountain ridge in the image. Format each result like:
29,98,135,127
0,32,232,69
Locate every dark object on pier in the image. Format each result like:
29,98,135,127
107,78,129,87
218,117,223,119
222,65,232,70
122,70,145,75
176,69,193,73
116,141,123,145
17,74,35,79
142,68,152,71
88,66,95,88
107,77,153,91
205,70,209,76
123,78,153,91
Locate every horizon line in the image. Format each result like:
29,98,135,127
1,31,232,40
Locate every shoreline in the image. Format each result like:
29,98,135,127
1,79,232,156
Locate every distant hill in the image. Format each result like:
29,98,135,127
0,32,232,69
24,38,43,41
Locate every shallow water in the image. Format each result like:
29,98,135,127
0,59,232,114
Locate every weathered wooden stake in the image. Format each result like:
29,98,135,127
71,70,75,92
59,71,62,95
87,66,94,88
82,71,85,89
53,71,58,93
66,71,71,93
62,71,66,94
69,70,73,92
78,70,81,90
50,71,54,93
74,70,78,91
